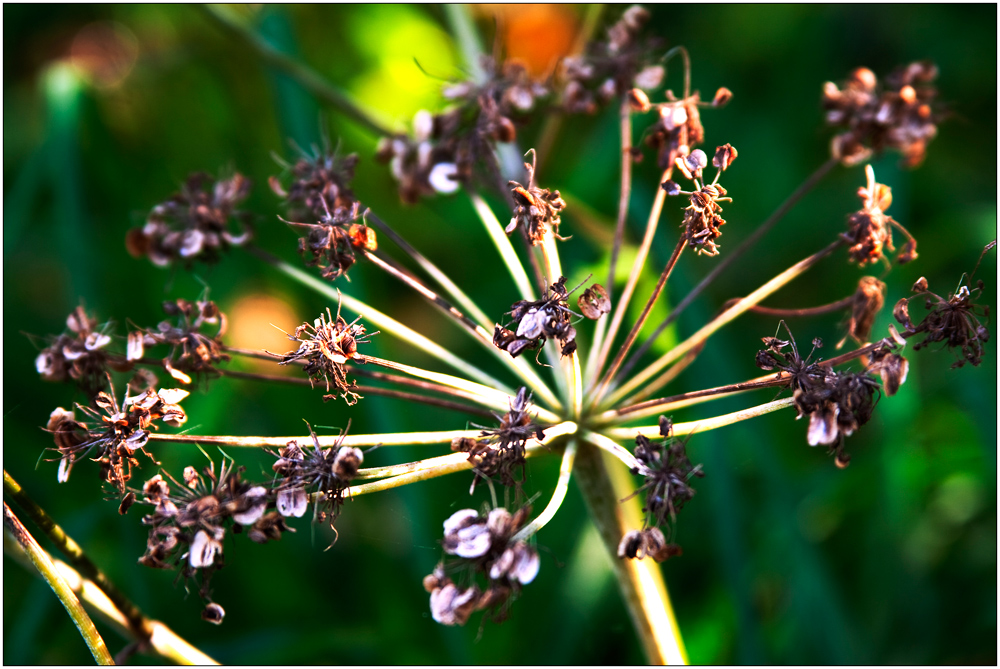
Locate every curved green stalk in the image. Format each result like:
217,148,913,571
4,502,114,665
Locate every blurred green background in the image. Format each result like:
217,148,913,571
4,4,996,664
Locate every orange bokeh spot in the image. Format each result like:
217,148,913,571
474,4,580,78
226,293,300,374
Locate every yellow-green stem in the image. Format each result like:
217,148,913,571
4,502,114,665
573,445,688,664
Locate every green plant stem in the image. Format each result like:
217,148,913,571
512,438,579,542
359,354,561,422
4,502,114,665
599,374,788,425
149,428,484,448
201,4,392,137
607,240,843,407
469,191,537,301
585,97,635,387
604,397,796,440
573,446,688,665
365,211,494,329
619,157,839,381
362,249,557,401
4,471,217,665
3,534,218,665
626,341,705,404
586,168,672,390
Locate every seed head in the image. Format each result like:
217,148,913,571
126,172,252,267
274,308,375,404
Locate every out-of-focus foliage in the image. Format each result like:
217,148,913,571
4,5,995,664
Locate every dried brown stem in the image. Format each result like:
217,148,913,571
218,369,495,418
592,237,688,408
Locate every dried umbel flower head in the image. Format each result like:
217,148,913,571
135,457,290,609
559,5,665,114
273,307,375,404
453,387,542,490
133,297,230,384
895,269,991,368
376,56,548,203
126,172,252,267
823,60,942,167
506,150,567,245
842,165,917,267
661,144,737,256
493,276,579,359
425,505,538,626
48,385,189,493
284,199,377,283
269,424,363,529
34,306,117,397
631,418,704,529
756,324,900,466
270,140,360,220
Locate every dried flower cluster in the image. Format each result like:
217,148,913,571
643,84,732,171
895,274,991,368
270,425,363,527
560,5,665,114
424,506,539,626
505,152,567,245
755,326,909,467
126,172,252,267
136,458,291,624
272,307,375,404
270,142,360,220
47,386,188,492
284,200,378,282
662,144,737,256
452,387,542,490
376,57,548,203
823,60,942,167
619,417,701,562
493,276,579,358
843,165,917,267
129,298,230,384
35,306,116,398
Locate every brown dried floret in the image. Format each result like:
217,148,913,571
505,150,566,245
895,271,991,369
843,166,916,267
631,422,704,527
425,505,538,626
376,57,548,203
270,140,359,220
48,385,188,493
452,387,542,490
134,297,230,383
34,306,119,397
578,284,611,320
284,199,377,283
493,276,578,360
823,61,943,168
126,172,252,268
662,145,737,256
845,276,887,344
272,307,375,404
268,424,363,529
